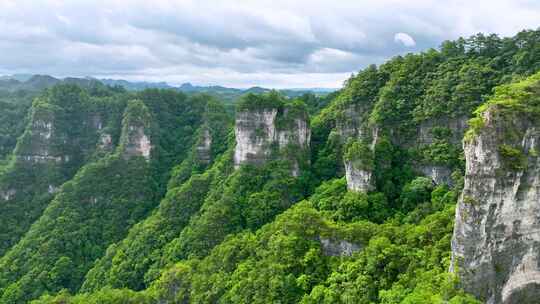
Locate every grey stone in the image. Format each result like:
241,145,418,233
122,125,152,160
451,109,540,304
418,165,453,185
233,107,310,176
320,238,361,257
344,161,374,192
195,127,212,165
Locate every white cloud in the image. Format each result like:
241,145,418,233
55,14,71,26
394,32,416,47
0,0,539,88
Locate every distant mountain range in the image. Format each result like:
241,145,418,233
0,75,103,93
0,74,337,103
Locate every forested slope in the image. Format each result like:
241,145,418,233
0,29,539,304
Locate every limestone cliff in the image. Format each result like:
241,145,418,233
415,116,468,185
234,108,277,167
334,100,466,189
234,98,310,176
452,75,540,304
330,101,378,192
344,161,374,192
119,100,153,161
193,99,231,168
195,127,212,165
335,103,373,141
12,98,117,168
343,139,375,192
13,102,67,164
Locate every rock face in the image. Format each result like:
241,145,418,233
0,93,118,256
329,102,379,191
195,127,212,165
234,109,278,167
336,106,466,189
319,237,361,257
14,103,113,166
120,100,153,161
344,160,374,192
277,109,310,151
451,108,540,304
336,104,369,140
417,116,468,146
123,126,152,160
0,189,16,201
418,165,453,186
343,138,376,193
98,133,113,151
15,104,67,164
234,106,310,176
416,116,468,185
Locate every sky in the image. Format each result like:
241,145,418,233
0,0,539,88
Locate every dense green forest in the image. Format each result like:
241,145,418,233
0,29,539,304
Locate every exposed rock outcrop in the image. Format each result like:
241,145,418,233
98,133,113,151
418,165,453,186
277,108,311,150
234,104,310,176
120,100,153,161
335,103,464,190
336,104,371,140
14,103,68,164
417,116,468,146
234,109,277,167
122,126,152,160
329,102,376,192
0,189,16,201
452,106,540,303
344,160,374,192
343,140,375,192
0,90,119,256
415,116,468,185
320,238,361,257
195,127,212,165
47,185,58,194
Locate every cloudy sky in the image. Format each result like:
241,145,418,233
1,0,539,88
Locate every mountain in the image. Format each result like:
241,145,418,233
0,75,336,106
99,79,174,91
0,75,102,92
0,74,34,82
0,29,540,304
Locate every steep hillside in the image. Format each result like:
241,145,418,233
0,86,216,303
0,85,126,256
0,91,34,162
0,100,158,303
80,100,232,292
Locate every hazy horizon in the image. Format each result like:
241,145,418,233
0,73,340,90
